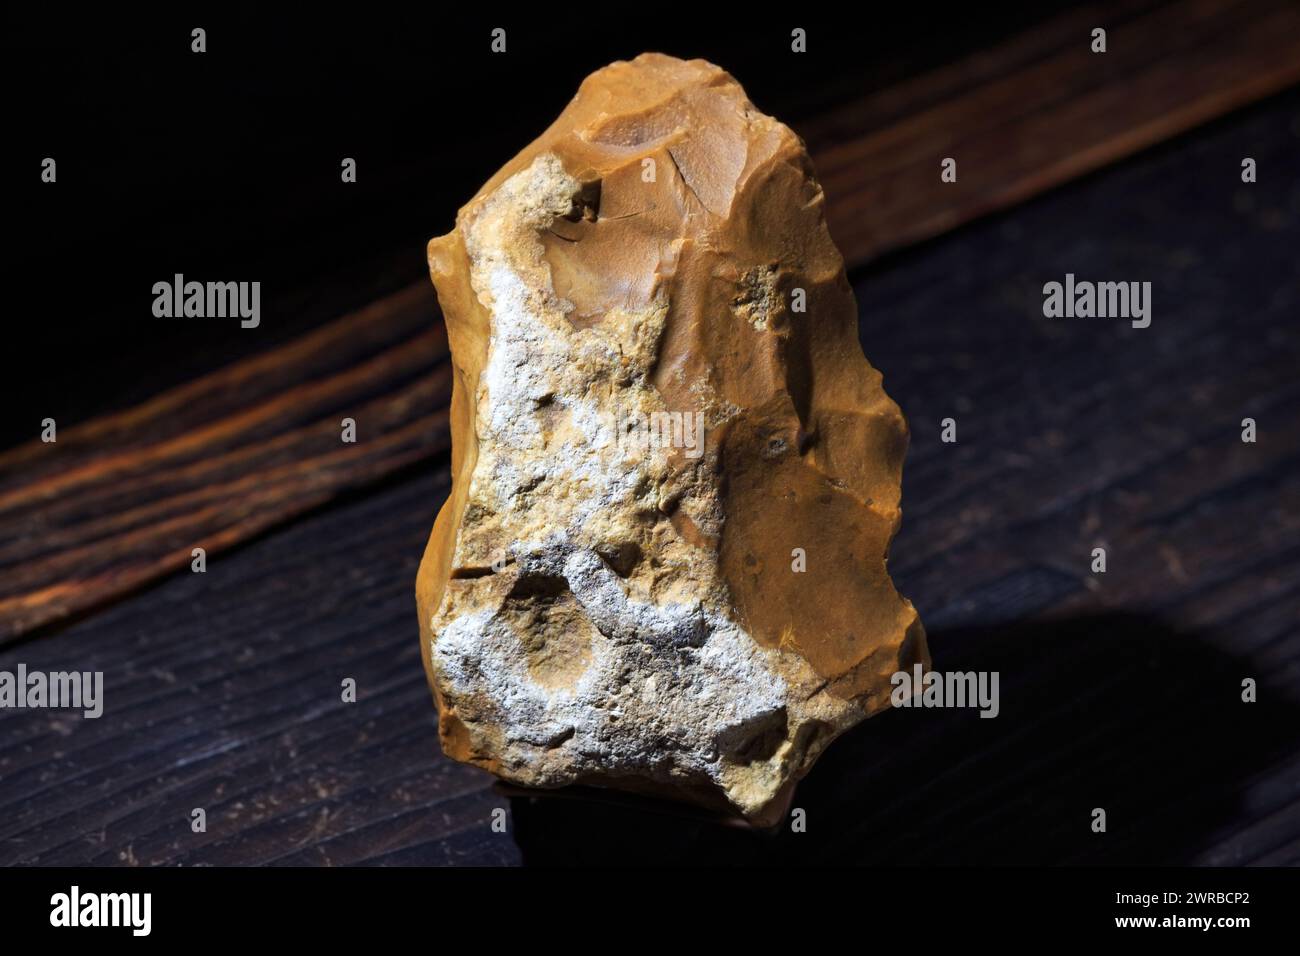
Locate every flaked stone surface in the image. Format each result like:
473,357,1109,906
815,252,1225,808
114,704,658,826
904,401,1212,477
416,53,927,824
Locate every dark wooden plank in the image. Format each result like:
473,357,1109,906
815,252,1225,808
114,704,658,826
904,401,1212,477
0,285,448,639
816,0,1300,259
1,91,1295,864
2,0,1297,642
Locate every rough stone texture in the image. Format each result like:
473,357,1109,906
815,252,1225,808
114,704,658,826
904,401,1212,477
416,53,927,824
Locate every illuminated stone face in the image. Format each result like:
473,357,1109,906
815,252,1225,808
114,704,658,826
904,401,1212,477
416,53,926,824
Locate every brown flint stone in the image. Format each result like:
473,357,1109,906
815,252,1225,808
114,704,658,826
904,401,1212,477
416,53,927,824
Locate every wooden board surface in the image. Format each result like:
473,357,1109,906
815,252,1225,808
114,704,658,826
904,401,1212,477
2,90,1295,864
3,0,1297,640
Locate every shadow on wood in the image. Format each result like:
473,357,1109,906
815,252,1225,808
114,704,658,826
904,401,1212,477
509,613,1298,865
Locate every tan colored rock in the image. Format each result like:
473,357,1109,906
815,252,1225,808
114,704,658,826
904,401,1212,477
416,53,927,824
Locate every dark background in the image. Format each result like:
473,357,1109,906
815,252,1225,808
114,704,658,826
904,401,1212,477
6,4,1071,449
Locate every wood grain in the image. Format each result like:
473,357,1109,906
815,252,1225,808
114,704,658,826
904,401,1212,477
814,0,1300,260
2,0,1297,640
0,284,448,638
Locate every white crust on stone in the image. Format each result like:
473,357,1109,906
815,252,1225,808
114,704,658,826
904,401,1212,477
429,154,859,818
